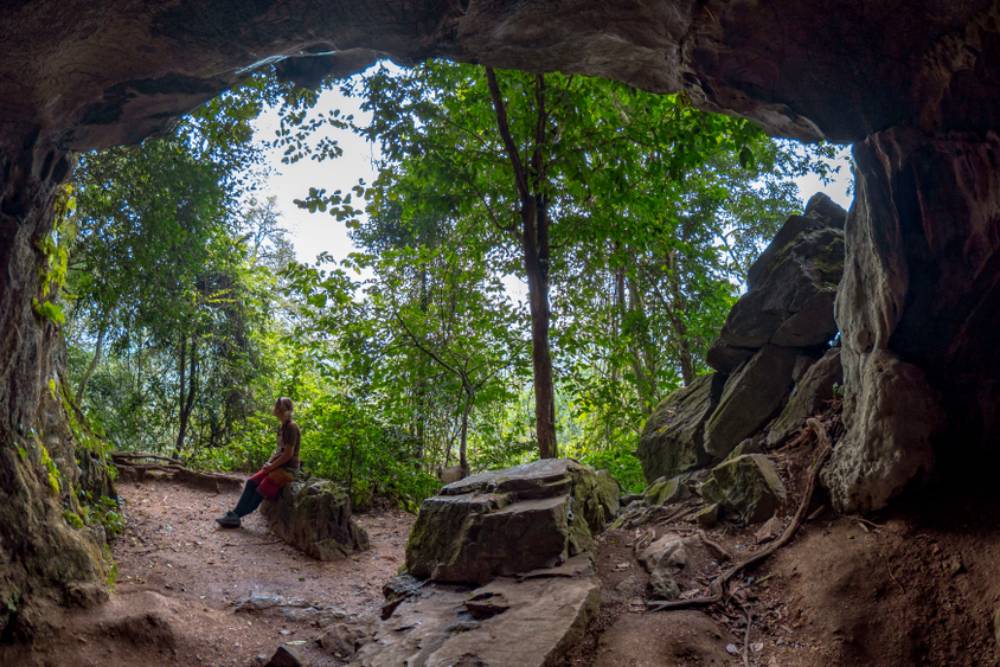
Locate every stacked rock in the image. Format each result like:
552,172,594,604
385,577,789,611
637,193,847,523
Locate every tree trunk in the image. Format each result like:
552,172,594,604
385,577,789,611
75,310,109,403
174,335,198,455
485,67,557,460
665,251,696,385
623,270,655,412
459,388,472,476
522,198,557,458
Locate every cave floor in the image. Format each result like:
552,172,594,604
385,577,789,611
13,479,414,667
8,466,1000,666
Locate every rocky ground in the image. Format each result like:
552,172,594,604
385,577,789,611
4,461,1000,666
0,478,413,667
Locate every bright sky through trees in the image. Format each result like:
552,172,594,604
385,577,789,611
252,77,853,275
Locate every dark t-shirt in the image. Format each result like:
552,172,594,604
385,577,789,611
278,420,301,471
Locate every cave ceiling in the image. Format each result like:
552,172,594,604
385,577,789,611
2,0,999,157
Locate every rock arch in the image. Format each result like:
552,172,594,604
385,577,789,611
2,0,999,633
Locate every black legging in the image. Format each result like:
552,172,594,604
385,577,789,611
233,479,264,517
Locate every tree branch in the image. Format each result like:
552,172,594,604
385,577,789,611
485,67,531,203
394,311,463,380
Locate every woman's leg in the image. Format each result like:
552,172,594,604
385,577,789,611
233,479,265,517
216,470,268,526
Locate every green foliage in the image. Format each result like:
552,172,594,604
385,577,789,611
74,489,126,538
37,441,62,495
33,184,75,326
60,61,838,505
104,544,119,589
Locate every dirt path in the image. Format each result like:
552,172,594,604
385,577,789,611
6,478,414,667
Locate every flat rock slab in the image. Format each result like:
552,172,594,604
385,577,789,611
703,345,799,459
637,374,721,483
406,459,619,584
354,575,600,667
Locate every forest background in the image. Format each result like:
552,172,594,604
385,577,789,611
53,60,846,511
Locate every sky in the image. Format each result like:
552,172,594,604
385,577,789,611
252,83,855,273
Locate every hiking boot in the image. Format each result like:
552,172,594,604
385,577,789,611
215,511,241,528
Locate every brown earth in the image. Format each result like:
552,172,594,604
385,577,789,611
0,478,413,667
6,463,1000,666
569,435,1000,667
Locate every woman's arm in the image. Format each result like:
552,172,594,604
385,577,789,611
264,449,292,473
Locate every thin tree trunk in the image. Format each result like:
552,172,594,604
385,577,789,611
174,335,198,455
414,265,429,462
459,388,472,476
485,66,558,460
76,313,109,403
174,334,187,455
665,250,695,384
522,207,557,458
624,273,656,411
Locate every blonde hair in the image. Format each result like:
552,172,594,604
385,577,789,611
274,397,294,415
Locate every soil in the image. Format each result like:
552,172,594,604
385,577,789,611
0,478,414,667
567,431,1000,667
7,450,1000,666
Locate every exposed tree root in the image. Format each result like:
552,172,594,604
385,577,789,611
113,453,244,492
112,452,183,465
647,417,834,612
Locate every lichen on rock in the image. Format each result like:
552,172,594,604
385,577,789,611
700,454,787,524
261,478,369,561
405,459,619,585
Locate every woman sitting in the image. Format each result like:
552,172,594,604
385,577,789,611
216,397,301,528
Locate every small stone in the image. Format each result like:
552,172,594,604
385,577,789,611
614,575,638,594
755,516,783,544
648,568,681,600
726,643,740,655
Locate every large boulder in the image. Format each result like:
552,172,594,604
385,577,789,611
767,347,843,446
700,454,787,524
708,193,846,374
637,374,722,482
261,478,369,561
405,459,619,584
703,345,799,459
354,574,600,667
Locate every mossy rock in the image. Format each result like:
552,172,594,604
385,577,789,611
262,478,369,561
642,475,692,507
700,455,787,524
406,459,619,585
637,374,722,483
